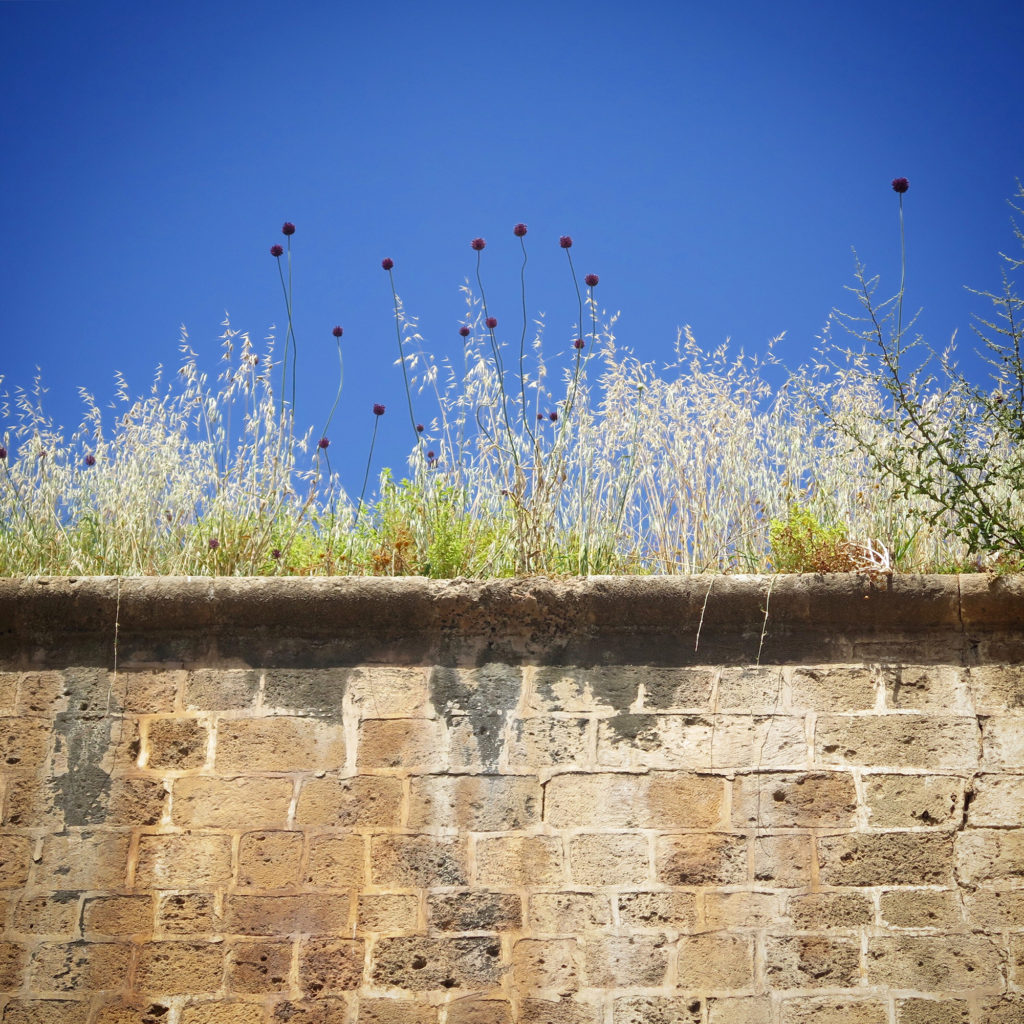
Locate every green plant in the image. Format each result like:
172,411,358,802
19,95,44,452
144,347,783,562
768,505,860,573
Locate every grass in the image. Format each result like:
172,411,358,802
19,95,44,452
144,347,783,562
2,183,1022,578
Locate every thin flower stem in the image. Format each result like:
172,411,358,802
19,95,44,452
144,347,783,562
386,268,421,443
896,193,906,367
518,235,537,449
319,339,344,444
356,415,381,526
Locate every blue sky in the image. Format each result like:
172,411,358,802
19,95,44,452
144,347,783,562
3,0,1023,497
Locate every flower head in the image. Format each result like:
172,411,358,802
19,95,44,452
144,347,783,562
891,177,910,194
281,222,296,236
318,437,330,450
537,413,544,421
574,338,585,349
513,223,528,237
486,316,498,329
416,423,425,432
270,244,284,257
271,549,281,560
208,538,219,551
332,326,344,338
471,237,486,251
0,446,6,460
427,450,436,461
84,453,96,466
459,326,471,337
549,410,559,421
585,273,599,287
373,403,386,416
381,257,394,270
559,235,573,248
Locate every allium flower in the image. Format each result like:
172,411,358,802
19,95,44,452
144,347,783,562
574,338,585,349
513,223,528,237
537,413,544,421
381,257,394,270
486,316,498,328
0,446,6,460
270,244,284,257
373,403,386,416
281,222,296,235
585,273,599,287
559,235,573,248
459,326,471,337
416,423,425,432
332,326,344,338
272,549,282,560
84,453,96,466
549,410,559,421
318,437,330,449
208,538,219,551
471,237,486,250
892,177,909,193
427,450,436,460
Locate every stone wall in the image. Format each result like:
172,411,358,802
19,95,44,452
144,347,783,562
0,575,1022,1023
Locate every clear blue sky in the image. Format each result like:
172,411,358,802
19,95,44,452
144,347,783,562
3,0,1023,497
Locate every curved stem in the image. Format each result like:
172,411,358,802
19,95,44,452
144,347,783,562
386,268,421,443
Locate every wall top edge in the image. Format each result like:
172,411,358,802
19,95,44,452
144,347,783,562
0,575,1021,649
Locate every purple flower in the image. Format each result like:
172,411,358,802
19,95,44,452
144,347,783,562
209,538,219,551
270,244,284,257
282,222,296,236
381,257,394,270
318,437,330,449
0,446,6,460
585,273,599,287
486,316,498,328
427,450,436,460
559,235,573,248
272,549,282,559
549,410,558,421
891,177,910,194
537,413,544,421
332,326,344,338
513,223,528,237
416,423,425,432
459,326,471,337
373,403,386,416
574,338,585,349
471,237,486,251
84,453,96,466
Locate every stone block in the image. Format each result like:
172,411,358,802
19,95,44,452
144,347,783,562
568,833,650,886
788,665,876,712
704,891,781,930
358,893,420,932
226,939,292,993
862,773,964,827
237,830,303,889
815,715,980,769
617,890,698,930
732,771,856,829
0,939,27,990
511,937,580,993
529,892,611,933
955,829,1024,884
584,933,671,987
306,834,365,889
879,889,963,929
474,835,563,887
262,669,346,719
967,665,1024,713
157,893,218,935
0,835,32,888
408,775,540,832
427,891,522,932
596,714,711,769
966,773,1024,826
370,835,468,887
519,997,601,1024
295,775,402,828
707,997,771,1024
118,669,182,713
135,941,225,994
171,777,292,828
29,940,131,992
895,999,971,1024
981,717,1024,768
179,1003,266,1024
11,892,81,937
356,998,436,1023
886,665,972,713
144,718,208,770
780,999,888,1024
545,771,724,829
34,833,129,890
371,935,504,990
656,834,747,886
866,935,1004,990
298,937,364,994
346,666,432,717
2,1001,92,1024
529,666,640,713
215,716,345,773
507,716,589,769
447,714,507,772
82,895,153,936
356,718,446,772
964,890,1024,928
184,669,260,711
764,935,861,989
0,717,52,769
135,833,233,889
446,1002,513,1024
977,997,1024,1024
752,835,812,888
90,1001,176,1024
785,891,874,930
223,894,350,935
817,832,954,886
641,667,716,710
612,997,702,1024
13,671,64,715
709,714,808,769
677,932,755,990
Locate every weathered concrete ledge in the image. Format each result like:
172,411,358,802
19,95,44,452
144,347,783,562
1,574,1022,668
